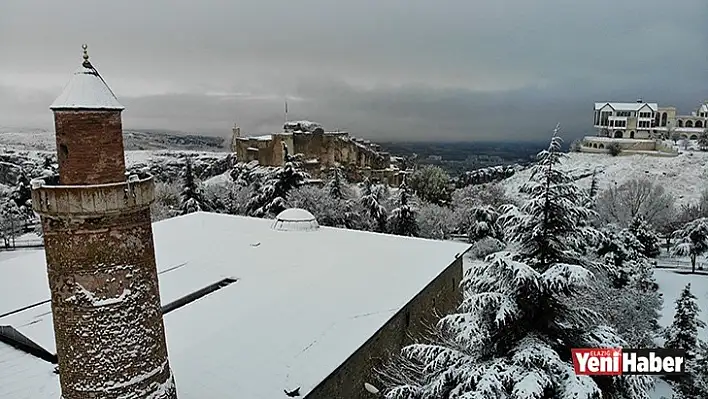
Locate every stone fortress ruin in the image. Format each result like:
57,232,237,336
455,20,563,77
231,120,406,185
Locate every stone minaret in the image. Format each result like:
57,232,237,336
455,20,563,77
31,45,178,399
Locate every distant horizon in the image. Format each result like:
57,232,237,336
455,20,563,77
0,123,577,145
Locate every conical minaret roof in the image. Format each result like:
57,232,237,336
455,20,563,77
50,44,124,110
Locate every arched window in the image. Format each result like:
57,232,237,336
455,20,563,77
678,120,684,127
696,121,703,128
614,131,623,138
630,131,635,138
661,112,668,127
686,120,694,128
599,144,605,149
690,134,698,140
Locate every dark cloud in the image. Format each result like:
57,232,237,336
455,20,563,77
1,0,706,141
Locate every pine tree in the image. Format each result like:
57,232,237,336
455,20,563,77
326,166,349,200
664,283,707,398
379,126,652,399
627,216,661,258
361,178,388,233
246,161,308,217
671,217,708,273
387,178,418,237
598,227,659,292
665,283,706,359
467,205,502,242
179,158,212,215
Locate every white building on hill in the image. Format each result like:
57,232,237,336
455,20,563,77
582,99,708,156
0,211,471,399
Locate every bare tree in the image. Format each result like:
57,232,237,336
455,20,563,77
596,178,675,228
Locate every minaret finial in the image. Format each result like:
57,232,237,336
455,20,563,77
82,44,91,67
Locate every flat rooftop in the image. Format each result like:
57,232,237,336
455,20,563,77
0,212,470,399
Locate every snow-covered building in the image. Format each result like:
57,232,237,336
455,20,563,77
581,99,708,156
592,100,659,139
0,210,470,399
592,99,708,140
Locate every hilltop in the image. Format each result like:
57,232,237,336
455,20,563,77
502,151,708,207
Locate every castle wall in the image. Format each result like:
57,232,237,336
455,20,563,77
305,256,464,399
232,128,395,183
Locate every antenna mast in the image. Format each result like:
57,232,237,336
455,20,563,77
284,98,288,126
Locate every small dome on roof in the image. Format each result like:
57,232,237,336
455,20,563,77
272,208,319,232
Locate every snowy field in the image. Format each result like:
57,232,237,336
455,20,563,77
503,151,708,207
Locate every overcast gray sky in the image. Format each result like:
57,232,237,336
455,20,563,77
1,0,706,142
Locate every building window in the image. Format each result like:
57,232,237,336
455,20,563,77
678,120,684,127
630,131,635,138
686,121,694,128
696,121,704,128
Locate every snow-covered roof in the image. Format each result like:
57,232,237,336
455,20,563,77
699,102,708,113
594,102,658,112
50,48,124,110
0,212,470,399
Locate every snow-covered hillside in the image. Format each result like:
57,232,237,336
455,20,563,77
503,151,708,207
0,128,225,152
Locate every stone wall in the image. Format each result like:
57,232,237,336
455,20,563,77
53,110,127,185
306,256,464,399
232,130,391,180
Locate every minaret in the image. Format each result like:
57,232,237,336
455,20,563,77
31,45,178,399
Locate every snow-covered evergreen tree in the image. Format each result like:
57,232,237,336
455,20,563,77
179,158,212,215
361,178,388,233
664,283,706,359
464,205,505,258
627,216,661,258
326,166,350,200
379,127,652,399
664,283,707,398
246,161,308,217
467,205,502,242
387,178,418,237
671,217,708,273
597,227,658,292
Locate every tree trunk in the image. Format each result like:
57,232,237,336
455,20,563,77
691,253,697,274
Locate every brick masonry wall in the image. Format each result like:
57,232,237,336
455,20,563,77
42,207,176,399
54,110,127,185
306,257,464,399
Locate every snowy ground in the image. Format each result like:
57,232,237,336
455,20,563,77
503,151,708,207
